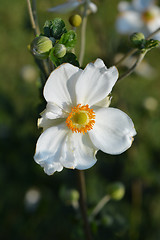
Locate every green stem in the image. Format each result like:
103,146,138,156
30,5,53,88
32,0,40,35
26,0,49,80
118,51,146,81
77,170,93,240
26,0,37,36
79,0,90,66
114,48,137,67
90,195,110,220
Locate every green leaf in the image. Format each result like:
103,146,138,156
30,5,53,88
43,18,67,39
141,39,160,53
49,50,79,68
49,48,61,67
59,30,77,51
43,20,51,38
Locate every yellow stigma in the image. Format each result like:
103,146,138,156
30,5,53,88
72,112,88,125
66,104,95,134
142,10,155,23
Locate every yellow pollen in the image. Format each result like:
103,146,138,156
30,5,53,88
142,10,155,23
66,104,95,134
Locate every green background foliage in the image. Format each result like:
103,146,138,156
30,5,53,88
0,0,160,239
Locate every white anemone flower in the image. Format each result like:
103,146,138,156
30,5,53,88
48,0,97,14
116,0,160,40
34,59,136,175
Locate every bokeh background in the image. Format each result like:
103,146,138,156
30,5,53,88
1,0,160,239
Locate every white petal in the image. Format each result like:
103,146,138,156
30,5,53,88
118,1,133,12
38,116,65,131
146,11,160,40
116,11,142,33
34,122,97,174
75,59,118,106
48,1,83,13
88,2,97,13
44,102,68,119
93,96,111,109
44,63,82,111
69,133,97,170
89,108,136,155
133,0,154,12
34,123,68,175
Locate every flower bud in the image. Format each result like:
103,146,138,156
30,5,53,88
30,36,53,59
130,32,145,48
53,44,66,58
107,182,125,201
69,14,82,27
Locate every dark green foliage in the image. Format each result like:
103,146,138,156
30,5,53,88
43,18,67,39
59,30,77,51
50,50,79,67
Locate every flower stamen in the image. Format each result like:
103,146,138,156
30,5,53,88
142,10,155,23
66,104,95,134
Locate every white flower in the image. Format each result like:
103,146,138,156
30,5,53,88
116,0,160,40
48,0,97,14
34,59,136,175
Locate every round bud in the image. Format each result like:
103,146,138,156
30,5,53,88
30,36,53,59
53,44,66,58
107,182,125,201
130,32,145,48
69,14,82,27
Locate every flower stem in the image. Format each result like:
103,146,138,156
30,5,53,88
79,0,89,66
26,0,49,80
118,51,146,81
77,170,93,240
114,48,137,67
26,0,39,36
147,27,160,39
32,0,40,35
90,195,110,220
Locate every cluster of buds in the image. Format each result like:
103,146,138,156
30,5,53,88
30,18,81,67
130,32,160,52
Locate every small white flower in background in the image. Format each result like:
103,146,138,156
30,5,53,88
34,59,136,175
116,0,160,40
24,188,41,211
143,96,158,111
20,65,38,83
48,0,97,14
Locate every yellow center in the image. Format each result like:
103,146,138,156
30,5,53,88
66,104,95,134
142,10,155,23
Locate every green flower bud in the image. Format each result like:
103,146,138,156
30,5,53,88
53,44,66,58
130,32,145,48
30,36,53,59
69,14,82,27
107,182,125,201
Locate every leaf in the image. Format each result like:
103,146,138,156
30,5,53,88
49,50,79,68
60,53,79,67
59,30,77,51
43,18,67,39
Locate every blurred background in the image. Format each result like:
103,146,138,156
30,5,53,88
0,0,160,239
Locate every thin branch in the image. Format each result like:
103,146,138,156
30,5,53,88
118,52,146,81
26,0,38,36
114,48,137,67
32,0,40,35
146,27,160,40
27,0,50,80
77,170,93,240
79,0,90,66
90,195,110,220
